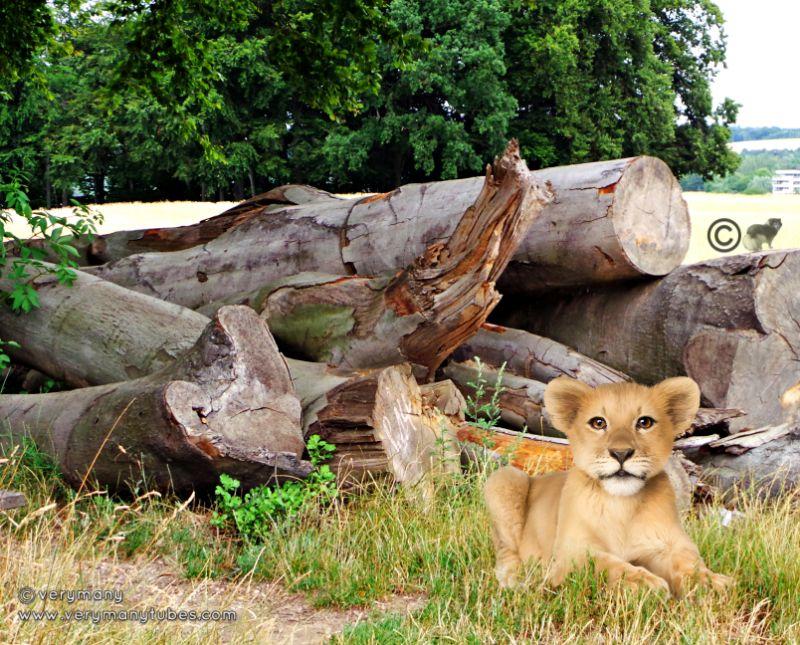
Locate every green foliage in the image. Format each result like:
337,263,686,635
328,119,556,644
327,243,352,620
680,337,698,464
1,0,736,202
0,0,53,85
682,148,800,194
211,434,337,539
464,357,506,432
730,126,800,142
0,174,101,367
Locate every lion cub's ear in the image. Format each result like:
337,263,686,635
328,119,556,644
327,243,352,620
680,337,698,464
544,377,593,432
652,377,700,436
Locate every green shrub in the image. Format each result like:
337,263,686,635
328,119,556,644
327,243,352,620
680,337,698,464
211,434,337,539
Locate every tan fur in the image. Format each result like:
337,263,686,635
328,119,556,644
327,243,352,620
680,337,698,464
485,376,733,597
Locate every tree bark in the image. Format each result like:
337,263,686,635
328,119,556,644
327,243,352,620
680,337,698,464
35,185,341,265
83,154,685,306
695,426,800,497
494,251,800,431
453,322,629,386
0,266,208,388
0,307,308,493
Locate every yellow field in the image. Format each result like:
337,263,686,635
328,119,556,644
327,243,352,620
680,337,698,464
8,193,800,267
5,200,237,238
684,192,800,264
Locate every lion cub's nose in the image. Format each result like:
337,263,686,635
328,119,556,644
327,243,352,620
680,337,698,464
609,448,634,465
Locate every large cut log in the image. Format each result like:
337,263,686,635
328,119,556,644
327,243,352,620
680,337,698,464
494,251,800,431
0,307,309,493
84,155,686,306
167,145,548,376
0,267,208,388
453,322,629,386
85,141,549,309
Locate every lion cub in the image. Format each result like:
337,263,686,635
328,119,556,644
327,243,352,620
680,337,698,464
485,376,732,597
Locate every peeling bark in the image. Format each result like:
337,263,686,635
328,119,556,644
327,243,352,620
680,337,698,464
198,141,551,377
0,307,308,493
494,251,800,431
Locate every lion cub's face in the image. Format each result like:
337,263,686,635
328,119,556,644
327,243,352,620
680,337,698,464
544,377,700,496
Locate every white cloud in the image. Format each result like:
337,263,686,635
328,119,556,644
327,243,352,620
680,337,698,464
712,0,800,127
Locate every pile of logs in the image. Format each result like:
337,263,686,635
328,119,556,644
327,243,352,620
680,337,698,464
2,140,799,498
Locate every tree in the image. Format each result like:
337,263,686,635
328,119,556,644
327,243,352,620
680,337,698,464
307,0,738,189
295,0,517,191
0,0,53,85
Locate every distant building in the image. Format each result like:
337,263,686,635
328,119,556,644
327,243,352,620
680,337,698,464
772,170,800,194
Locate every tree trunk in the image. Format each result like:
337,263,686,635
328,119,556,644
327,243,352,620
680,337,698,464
453,322,630,386
498,157,688,291
43,185,339,265
494,251,800,432
0,266,207,388
0,307,309,493
83,154,686,306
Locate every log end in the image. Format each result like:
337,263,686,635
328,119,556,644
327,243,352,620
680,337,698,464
613,156,690,277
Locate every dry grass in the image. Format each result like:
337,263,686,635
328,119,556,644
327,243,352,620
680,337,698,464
2,438,799,644
684,192,800,264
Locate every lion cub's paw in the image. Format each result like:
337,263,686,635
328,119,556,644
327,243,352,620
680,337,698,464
622,566,670,595
675,568,734,597
495,563,520,589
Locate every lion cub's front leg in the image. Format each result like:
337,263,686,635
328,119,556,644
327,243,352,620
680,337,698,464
548,549,670,594
484,466,532,588
639,542,733,597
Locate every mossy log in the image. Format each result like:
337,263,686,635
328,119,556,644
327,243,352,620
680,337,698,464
494,251,800,431
0,307,309,493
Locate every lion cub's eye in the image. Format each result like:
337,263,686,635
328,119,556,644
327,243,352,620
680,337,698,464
588,417,607,431
636,416,656,431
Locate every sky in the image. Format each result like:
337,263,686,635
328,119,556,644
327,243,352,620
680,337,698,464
712,0,800,127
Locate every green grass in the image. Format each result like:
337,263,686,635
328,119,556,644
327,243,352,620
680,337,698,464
2,439,800,643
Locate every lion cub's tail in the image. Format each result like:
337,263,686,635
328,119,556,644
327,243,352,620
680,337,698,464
484,466,531,553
